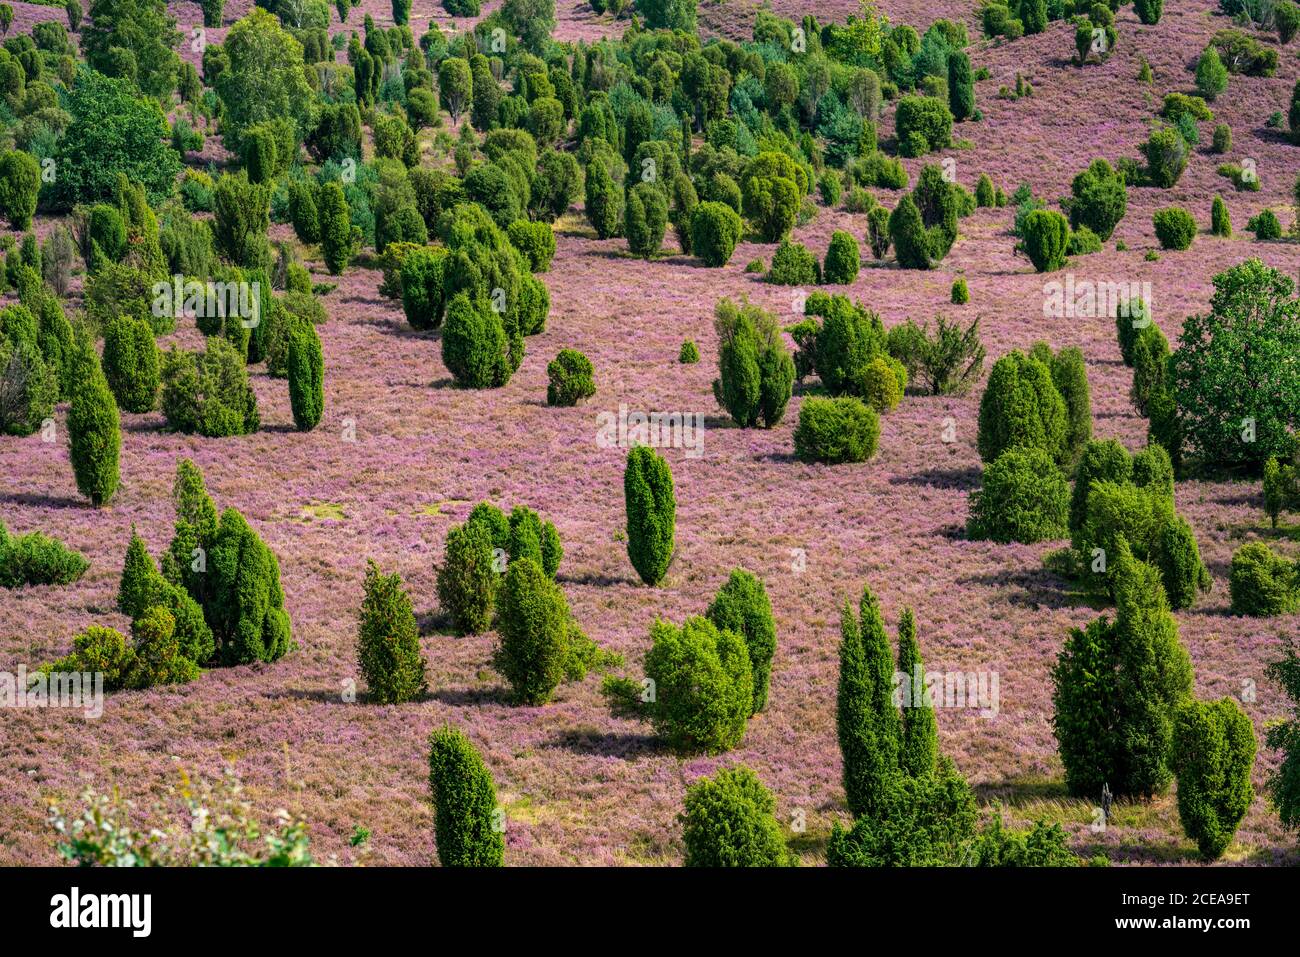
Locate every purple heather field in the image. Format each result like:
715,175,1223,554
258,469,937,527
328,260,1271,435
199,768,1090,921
3,0,1300,866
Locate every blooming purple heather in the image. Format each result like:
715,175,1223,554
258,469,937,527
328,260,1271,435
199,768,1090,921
0,0,1298,871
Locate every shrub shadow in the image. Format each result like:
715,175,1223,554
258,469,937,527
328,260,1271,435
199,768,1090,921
956,567,1078,611
542,727,662,759
0,491,86,509
889,465,981,491
430,686,514,707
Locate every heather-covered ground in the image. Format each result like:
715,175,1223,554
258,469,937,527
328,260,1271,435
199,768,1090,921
3,0,1300,866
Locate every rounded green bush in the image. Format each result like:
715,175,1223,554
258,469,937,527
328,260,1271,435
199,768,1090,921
1210,195,1231,237
895,96,952,156
967,447,1069,544
821,231,860,285
506,220,556,272
793,396,880,464
160,338,260,437
441,292,512,389
428,725,503,867
436,520,498,635
976,350,1068,465
767,239,819,286
679,339,700,363
208,507,293,664
287,319,324,431
1171,697,1256,859
400,246,447,330
644,615,753,753
691,201,742,267
1229,542,1299,616
861,356,903,412
0,150,40,230
494,557,574,705
682,765,789,866
357,560,428,704
505,505,563,579
624,445,675,586
706,569,777,714
625,181,668,258
546,348,595,407
951,277,969,303
1022,209,1071,272
1247,209,1282,240
1153,207,1196,250
67,353,120,506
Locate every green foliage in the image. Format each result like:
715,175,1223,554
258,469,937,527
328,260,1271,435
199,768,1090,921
506,506,562,579
706,569,776,714
624,181,668,258
1067,159,1126,241
691,201,742,267
976,350,1067,466
208,507,293,665
624,445,675,586
1247,209,1281,240
436,519,498,636
679,339,699,363
67,350,120,506
1210,195,1231,236
1266,640,1300,833
1052,539,1194,797
886,315,985,396
711,297,794,428
318,181,359,275
767,239,819,285
1229,542,1299,616
1169,259,1300,469
640,615,752,753
1139,125,1188,188
828,758,977,866
506,220,556,272
160,338,260,437
951,277,969,304
101,314,159,413
1195,46,1228,100
441,292,513,389
837,582,901,817
1153,207,1196,250
1022,209,1070,272
584,159,623,240
52,69,180,208
213,173,272,270
494,557,577,705
894,95,952,156
400,246,447,331
428,726,503,867
0,520,88,588
1130,323,1169,415
895,607,937,778
821,231,860,285
0,150,38,229
794,396,879,464
546,348,595,407
681,765,789,866
286,319,324,431
1171,697,1256,859
967,447,1070,544
215,9,314,153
